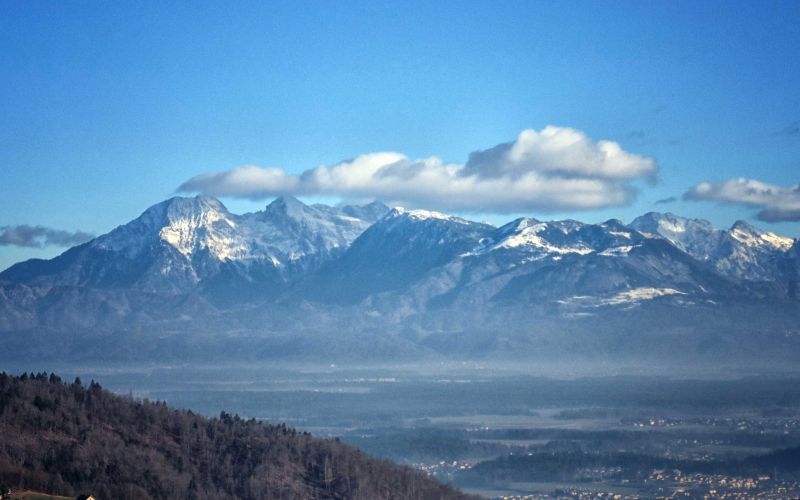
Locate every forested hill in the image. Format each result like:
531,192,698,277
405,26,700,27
0,373,471,500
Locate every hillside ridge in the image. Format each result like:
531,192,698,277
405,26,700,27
0,372,471,500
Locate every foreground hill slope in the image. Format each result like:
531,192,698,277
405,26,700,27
0,373,470,500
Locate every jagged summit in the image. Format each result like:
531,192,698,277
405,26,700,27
0,195,385,293
140,195,230,224
633,211,715,228
492,217,542,238
729,219,793,249
263,195,311,220
630,212,718,246
338,200,390,223
94,195,235,257
731,219,760,232
629,211,794,280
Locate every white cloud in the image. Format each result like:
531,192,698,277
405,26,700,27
684,178,800,222
178,126,658,213
464,126,657,181
178,165,299,199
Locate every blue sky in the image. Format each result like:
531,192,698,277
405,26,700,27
1,0,799,269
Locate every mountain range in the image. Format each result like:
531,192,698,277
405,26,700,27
1,195,799,368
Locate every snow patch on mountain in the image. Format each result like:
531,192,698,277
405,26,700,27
608,230,632,239
602,287,686,305
599,245,639,257
559,287,686,307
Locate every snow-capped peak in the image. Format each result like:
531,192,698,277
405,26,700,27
405,209,452,221
91,196,234,257
85,195,385,279
157,198,238,259
384,207,472,224
143,195,230,226
630,212,715,238
389,206,441,220
263,195,312,220
629,212,721,260
629,212,794,281
729,220,793,250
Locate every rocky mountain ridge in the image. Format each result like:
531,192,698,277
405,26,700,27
0,196,798,366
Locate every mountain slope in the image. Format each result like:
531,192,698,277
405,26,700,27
300,208,495,304
375,217,737,316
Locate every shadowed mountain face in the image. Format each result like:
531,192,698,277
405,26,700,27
301,208,496,304
0,196,798,367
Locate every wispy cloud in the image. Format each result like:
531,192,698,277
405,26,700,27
655,196,677,205
684,178,800,222
178,126,658,213
0,225,94,248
